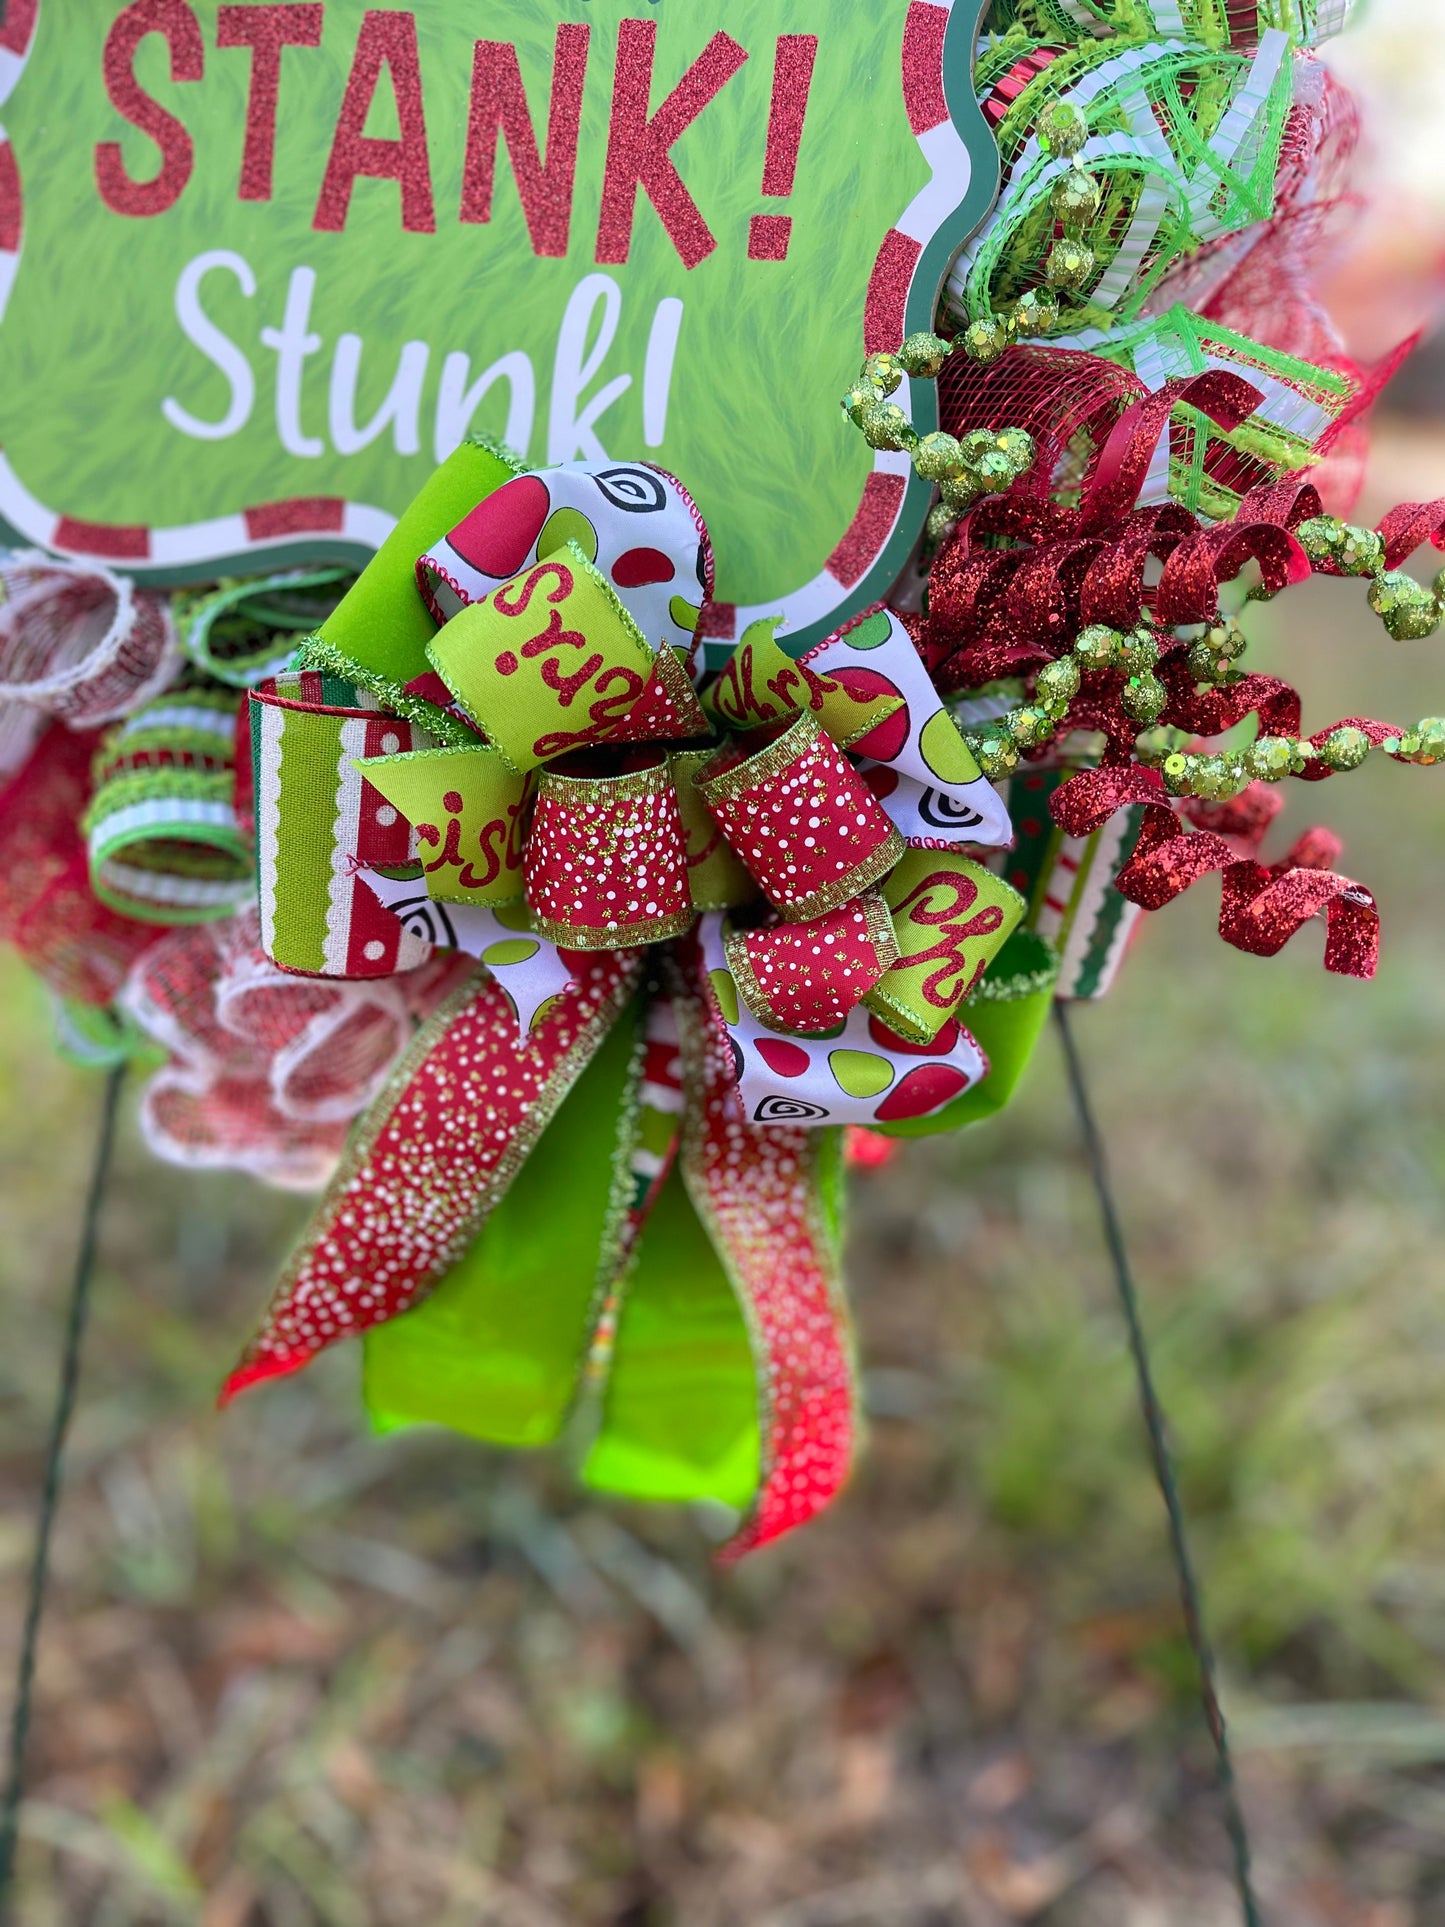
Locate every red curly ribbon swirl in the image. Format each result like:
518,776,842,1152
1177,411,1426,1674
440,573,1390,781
1058,779,1380,979
1378,497,1445,568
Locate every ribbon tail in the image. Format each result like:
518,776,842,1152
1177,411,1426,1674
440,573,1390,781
580,989,768,1512
222,948,643,1400
584,987,688,1381
1219,862,1379,978
669,944,856,1560
360,996,645,1446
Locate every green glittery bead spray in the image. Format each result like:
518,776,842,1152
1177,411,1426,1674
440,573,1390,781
1185,641,1219,682
962,316,1009,365
855,400,918,452
898,332,952,379
1120,673,1166,724
926,504,960,546
1051,165,1102,225
1321,724,1370,772
1038,100,1087,159
1368,570,1441,640
1035,656,1081,714
1298,516,1386,576
1390,717,1445,764
970,731,1021,778
1007,704,1054,748
1117,625,1160,674
1045,238,1095,291
994,427,1036,475
1074,624,1122,671
1012,288,1059,337
939,474,983,516
1296,515,1344,566
971,449,1017,492
913,431,965,482
860,352,904,397
1247,735,1297,780
1186,618,1247,683
1337,525,1385,575
1192,755,1241,801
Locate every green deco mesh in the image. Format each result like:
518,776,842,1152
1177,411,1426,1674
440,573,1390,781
949,34,1293,332
983,0,1354,50
1075,305,1355,517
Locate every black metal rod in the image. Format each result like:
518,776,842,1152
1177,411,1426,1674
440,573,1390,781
0,1064,124,1920
1054,1002,1261,1927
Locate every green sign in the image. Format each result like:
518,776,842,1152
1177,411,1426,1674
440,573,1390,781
0,1,997,656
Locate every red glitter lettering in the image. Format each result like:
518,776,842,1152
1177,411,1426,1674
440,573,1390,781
596,22,748,271
494,561,573,617
94,0,204,219
460,26,589,259
892,872,1006,1009
313,10,435,235
217,4,324,203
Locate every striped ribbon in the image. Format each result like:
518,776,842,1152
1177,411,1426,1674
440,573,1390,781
83,686,252,924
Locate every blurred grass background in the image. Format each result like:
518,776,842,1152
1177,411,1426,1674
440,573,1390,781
0,417,1442,1925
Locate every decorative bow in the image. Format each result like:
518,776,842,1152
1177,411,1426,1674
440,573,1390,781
224,445,1058,1554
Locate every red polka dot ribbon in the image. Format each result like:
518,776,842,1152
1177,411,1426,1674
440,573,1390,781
526,759,694,948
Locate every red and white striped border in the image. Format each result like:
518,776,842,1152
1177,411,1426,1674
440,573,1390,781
0,0,38,329
722,0,978,651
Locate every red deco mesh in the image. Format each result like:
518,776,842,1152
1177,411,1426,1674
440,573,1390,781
0,557,177,725
0,720,161,1005
939,344,1147,503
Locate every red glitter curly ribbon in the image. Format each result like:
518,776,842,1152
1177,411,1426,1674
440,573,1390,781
1077,371,1264,533
1376,497,1445,569
1057,775,1380,979
1217,848,1378,976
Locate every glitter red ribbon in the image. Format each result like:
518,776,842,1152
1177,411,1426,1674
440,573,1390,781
672,942,855,1557
1065,776,1382,979
223,949,643,1397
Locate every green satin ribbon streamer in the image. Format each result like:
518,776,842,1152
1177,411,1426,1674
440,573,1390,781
314,437,523,691
361,996,850,1516
363,1007,638,1447
583,1162,761,1510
